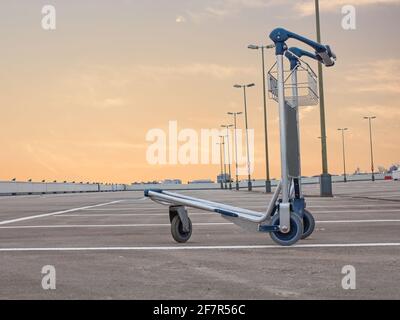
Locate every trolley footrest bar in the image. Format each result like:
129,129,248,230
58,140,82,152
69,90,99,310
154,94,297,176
214,209,239,218
258,225,280,233
144,189,265,222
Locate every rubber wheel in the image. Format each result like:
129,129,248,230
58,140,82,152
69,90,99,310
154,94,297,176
171,215,192,243
301,210,315,240
270,212,303,246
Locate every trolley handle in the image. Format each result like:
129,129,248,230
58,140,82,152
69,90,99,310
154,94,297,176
285,47,320,70
285,47,319,61
269,28,336,67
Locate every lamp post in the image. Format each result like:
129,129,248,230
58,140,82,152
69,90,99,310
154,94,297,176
234,83,255,191
227,111,243,190
337,128,348,182
364,116,377,181
221,124,234,190
315,0,333,197
219,135,227,189
216,141,224,189
248,44,275,193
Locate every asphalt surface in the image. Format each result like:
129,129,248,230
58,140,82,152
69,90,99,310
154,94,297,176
0,180,399,299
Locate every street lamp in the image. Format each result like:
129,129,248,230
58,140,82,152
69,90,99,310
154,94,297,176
221,124,234,190
337,128,349,182
216,141,224,189
228,111,243,190
315,0,333,197
364,116,377,181
248,44,275,193
234,83,255,191
219,135,227,189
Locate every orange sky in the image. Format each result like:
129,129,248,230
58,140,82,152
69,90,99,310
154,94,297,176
0,0,399,183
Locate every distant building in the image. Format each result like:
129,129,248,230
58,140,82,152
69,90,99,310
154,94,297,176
217,174,231,183
132,181,160,185
163,179,182,185
189,179,214,184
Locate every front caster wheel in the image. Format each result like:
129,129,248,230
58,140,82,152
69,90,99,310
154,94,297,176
270,213,303,246
301,210,315,240
171,215,192,243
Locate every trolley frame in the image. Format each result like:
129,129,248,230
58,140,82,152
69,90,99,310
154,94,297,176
145,27,336,246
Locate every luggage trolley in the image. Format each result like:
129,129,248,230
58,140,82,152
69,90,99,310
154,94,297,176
144,28,336,246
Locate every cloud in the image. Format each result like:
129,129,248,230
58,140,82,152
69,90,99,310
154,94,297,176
135,63,257,80
187,0,285,22
24,143,78,174
186,0,400,21
60,63,256,111
25,143,58,174
295,0,400,16
101,98,126,108
175,15,186,23
299,106,315,120
345,59,400,94
348,104,400,119
78,141,147,150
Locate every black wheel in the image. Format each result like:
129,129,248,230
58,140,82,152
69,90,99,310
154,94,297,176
270,212,303,246
171,215,192,243
301,210,315,240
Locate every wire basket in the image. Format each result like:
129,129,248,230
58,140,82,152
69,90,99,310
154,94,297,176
267,61,319,108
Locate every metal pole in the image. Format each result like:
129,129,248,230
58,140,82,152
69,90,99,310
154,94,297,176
220,136,227,189
368,118,375,182
261,47,272,193
342,130,347,182
338,129,348,182
225,126,233,190
228,112,242,190
276,55,289,203
291,66,302,197
243,86,252,191
276,53,291,232
233,114,240,190
217,142,224,189
315,0,332,197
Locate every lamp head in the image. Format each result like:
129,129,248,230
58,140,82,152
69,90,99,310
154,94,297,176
248,44,259,50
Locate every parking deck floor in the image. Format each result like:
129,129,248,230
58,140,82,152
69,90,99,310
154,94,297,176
0,180,399,299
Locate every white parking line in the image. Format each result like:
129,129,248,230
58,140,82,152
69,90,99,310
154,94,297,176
0,222,232,229
372,195,400,198
308,204,400,208
56,209,400,217
82,208,146,211
0,200,124,226
58,212,215,217
1,219,400,229
312,209,400,213
55,207,400,217
81,204,400,211
318,219,400,223
0,242,400,252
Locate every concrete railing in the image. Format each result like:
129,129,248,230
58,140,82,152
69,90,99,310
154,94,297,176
0,174,387,195
0,181,127,196
128,174,386,191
